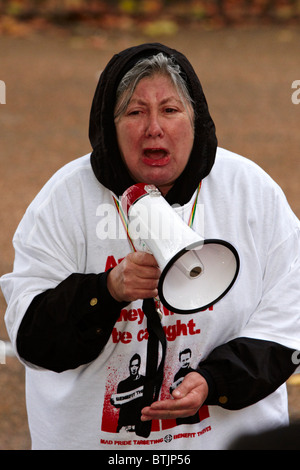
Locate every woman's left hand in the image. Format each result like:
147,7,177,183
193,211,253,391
140,372,209,421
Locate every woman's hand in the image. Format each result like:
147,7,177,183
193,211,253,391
141,372,209,421
107,251,161,302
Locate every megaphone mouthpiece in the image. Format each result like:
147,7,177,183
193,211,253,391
174,246,204,280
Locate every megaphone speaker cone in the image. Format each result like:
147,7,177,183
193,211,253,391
158,239,240,314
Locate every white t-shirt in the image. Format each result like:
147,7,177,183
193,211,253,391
1,148,300,450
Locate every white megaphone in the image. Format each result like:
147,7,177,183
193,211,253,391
121,184,239,314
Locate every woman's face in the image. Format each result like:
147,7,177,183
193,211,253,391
115,74,194,196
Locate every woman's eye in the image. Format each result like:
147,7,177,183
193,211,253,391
128,110,140,116
165,107,177,114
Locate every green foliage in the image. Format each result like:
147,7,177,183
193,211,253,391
4,1,24,16
119,0,138,14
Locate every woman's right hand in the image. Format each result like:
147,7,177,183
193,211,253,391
107,252,161,302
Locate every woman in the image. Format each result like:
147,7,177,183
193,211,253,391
1,43,299,450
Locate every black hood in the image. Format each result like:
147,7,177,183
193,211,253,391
89,43,217,205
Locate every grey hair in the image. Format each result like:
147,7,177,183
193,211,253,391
114,53,194,123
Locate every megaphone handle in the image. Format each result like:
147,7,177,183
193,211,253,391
135,298,167,438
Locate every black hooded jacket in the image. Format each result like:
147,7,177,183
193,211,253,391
89,43,217,205
16,44,297,411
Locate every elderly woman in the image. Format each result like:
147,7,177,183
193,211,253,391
1,43,299,450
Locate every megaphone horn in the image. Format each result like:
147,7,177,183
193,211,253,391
121,184,240,314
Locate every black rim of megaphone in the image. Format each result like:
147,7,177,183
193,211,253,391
157,239,240,315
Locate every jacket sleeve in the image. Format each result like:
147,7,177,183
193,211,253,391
198,336,298,410
16,270,128,372
0,172,129,371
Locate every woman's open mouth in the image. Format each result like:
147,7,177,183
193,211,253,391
142,148,170,167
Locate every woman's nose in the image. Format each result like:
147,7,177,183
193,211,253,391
145,113,164,137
